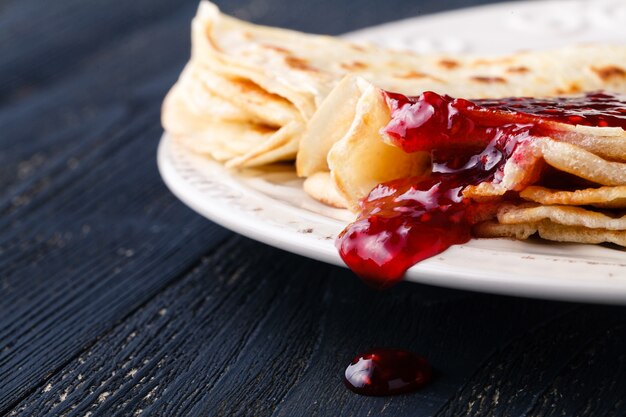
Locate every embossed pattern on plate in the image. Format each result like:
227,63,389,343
158,0,626,303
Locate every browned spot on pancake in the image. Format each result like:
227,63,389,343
592,65,626,81
206,28,222,52
230,77,261,92
284,56,318,72
438,59,460,70
397,71,444,83
262,44,290,54
555,82,582,95
250,124,275,134
242,31,253,40
341,61,368,71
568,82,582,93
507,66,530,74
471,76,507,84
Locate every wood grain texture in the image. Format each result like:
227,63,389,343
3,0,626,416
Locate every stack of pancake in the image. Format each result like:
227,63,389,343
163,1,626,248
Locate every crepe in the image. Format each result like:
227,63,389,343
162,1,626,170
162,3,626,282
317,76,626,252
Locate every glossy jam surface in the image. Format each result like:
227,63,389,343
337,91,626,289
337,175,476,289
383,91,626,154
476,92,626,129
344,348,433,396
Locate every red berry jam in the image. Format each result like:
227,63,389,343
337,91,626,289
344,348,433,396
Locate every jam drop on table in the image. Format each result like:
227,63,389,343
336,91,626,289
344,348,433,396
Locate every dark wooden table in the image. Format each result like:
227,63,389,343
3,0,626,416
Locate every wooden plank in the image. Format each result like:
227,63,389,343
7,228,626,416
527,323,626,417
0,10,192,194
0,0,516,103
0,110,232,412
0,7,237,411
0,0,198,101
434,307,626,416
2,237,325,416
7,0,626,416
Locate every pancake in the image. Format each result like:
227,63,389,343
162,2,626,285
163,1,626,170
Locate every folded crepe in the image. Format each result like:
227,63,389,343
314,76,626,251
162,2,626,283
162,1,626,170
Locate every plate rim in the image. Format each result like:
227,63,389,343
158,134,626,304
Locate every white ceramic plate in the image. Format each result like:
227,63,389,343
158,0,626,303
